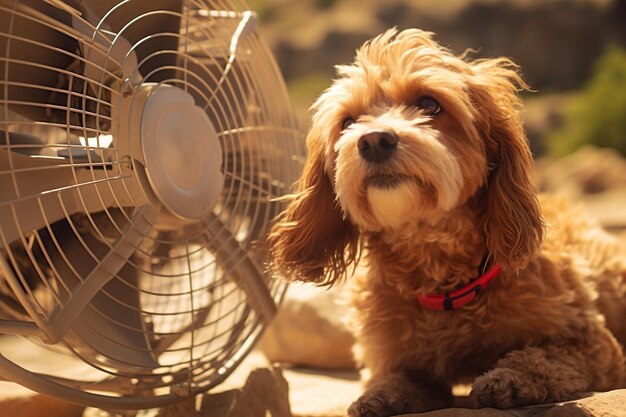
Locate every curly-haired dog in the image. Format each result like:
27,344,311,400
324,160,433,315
268,29,626,416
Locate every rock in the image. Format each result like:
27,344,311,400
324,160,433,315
0,394,84,417
283,367,361,417
400,389,626,417
259,282,356,369
535,146,626,230
400,408,513,417
575,389,626,417
155,367,291,417
228,368,291,417
537,146,626,197
544,403,594,417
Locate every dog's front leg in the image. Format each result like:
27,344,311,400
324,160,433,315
347,371,452,417
471,335,625,409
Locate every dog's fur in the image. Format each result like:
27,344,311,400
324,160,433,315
268,29,626,415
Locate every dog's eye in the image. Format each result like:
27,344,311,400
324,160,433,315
417,96,442,116
341,118,355,131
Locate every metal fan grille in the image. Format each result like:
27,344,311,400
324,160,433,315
0,0,303,408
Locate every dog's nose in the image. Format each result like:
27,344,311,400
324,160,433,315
358,130,398,162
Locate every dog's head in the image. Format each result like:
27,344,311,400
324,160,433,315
268,29,543,286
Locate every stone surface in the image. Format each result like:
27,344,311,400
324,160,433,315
0,336,94,417
0,394,84,417
537,147,626,198
535,146,626,231
0,342,289,417
156,367,291,417
283,386,626,417
284,367,361,417
400,409,514,417
575,390,626,417
259,282,356,370
399,390,626,417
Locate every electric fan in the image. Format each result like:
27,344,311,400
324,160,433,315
0,0,303,409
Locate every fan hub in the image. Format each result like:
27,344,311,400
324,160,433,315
137,85,223,221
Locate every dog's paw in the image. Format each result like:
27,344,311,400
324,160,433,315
347,389,409,417
470,368,544,409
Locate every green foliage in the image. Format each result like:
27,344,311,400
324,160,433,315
547,46,626,157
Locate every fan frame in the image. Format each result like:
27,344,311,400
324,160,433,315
0,0,301,409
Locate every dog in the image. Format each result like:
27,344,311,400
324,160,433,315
268,28,626,416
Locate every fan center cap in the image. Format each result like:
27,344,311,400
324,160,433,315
139,85,223,220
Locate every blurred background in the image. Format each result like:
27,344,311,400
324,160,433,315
251,0,626,158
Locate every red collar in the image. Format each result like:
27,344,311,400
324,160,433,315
416,264,502,311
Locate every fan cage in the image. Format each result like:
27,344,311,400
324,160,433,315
0,0,303,409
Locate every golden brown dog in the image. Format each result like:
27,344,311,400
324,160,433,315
268,28,626,416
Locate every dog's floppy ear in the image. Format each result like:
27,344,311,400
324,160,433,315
268,126,359,286
471,58,543,272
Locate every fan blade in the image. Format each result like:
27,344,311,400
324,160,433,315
202,217,277,325
0,131,45,156
44,205,157,345
0,145,148,249
0,0,137,134
0,0,107,131
84,0,184,84
1,205,160,369
0,0,79,123
0,130,106,161
70,262,160,370
69,0,138,81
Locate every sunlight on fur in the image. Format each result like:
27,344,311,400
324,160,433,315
367,182,421,230
268,28,626,417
